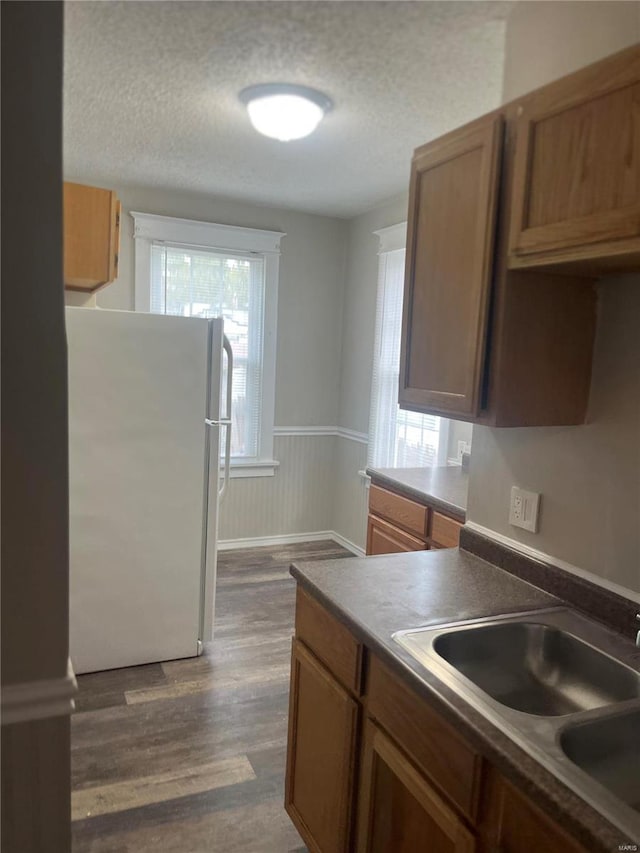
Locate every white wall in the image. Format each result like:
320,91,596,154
502,0,640,101
467,1,640,595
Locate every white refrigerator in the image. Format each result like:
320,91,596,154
66,307,232,674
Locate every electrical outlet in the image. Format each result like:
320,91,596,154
509,486,541,532
456,441,471,464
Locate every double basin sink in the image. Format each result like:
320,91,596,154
393,608,640,839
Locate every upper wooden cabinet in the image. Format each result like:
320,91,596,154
398,46,640,426
509,45,640,271
400,115,503,418
63,182,121,292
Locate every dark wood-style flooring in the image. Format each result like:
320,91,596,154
71,540,354,852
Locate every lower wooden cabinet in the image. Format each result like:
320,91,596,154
366,481,463,556
479,768,587,853
357,720,476,853
285,639,359,853
431,512,463,549
286,586,589,853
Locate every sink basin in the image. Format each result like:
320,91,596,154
432,621,640,716
393,609,640,839
560,709,640,812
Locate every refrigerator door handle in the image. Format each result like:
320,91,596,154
218,335,233,500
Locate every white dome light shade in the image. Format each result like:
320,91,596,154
240,84,332,142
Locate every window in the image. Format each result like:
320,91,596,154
368,223,449,469
132,212,284,477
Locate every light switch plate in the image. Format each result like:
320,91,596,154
456,441,471,464
509,486,541,532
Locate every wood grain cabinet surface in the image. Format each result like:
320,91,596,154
366,514,427,556
430,512,463,549
356,720,476,853
399,45,639,427
399,114,503,419
366,482,462,556
509,45,640,272
63,182,121,292
478,768,588,853
368,484,429,539
285,639,359,853
286,589,589,853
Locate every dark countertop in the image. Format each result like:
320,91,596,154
366,465,468,521
290,548,636,852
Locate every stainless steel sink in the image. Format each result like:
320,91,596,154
560,708,640,813
433,621,640,716
393,608,640,841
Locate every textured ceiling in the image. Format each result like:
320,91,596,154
64,1,511,218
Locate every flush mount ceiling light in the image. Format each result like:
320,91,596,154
239,83,332,142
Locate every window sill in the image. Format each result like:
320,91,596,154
228,460,280,479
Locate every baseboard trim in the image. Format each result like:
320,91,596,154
218,530,365,558
329,531,366,558
2,658,78,725
464,521,640,606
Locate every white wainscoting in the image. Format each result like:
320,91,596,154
218,429,369,553
332,434,369,552
219,434,335,541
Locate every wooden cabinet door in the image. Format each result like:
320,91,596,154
357,721,476,853
399,113,503,419
480,770,587,853
64,182,121,291
366,514,427,556
285,639,359,853
509,44,640,269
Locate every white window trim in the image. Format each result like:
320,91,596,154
131,211,285,478
369,221,450,469
374,221,407,254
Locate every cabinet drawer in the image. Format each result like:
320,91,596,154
369,484,428,538
430,512,463,548
295,587,363,695
367,654,482,820
367,514,427,556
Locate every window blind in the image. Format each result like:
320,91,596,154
368,247,443,468
151,243,265,460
